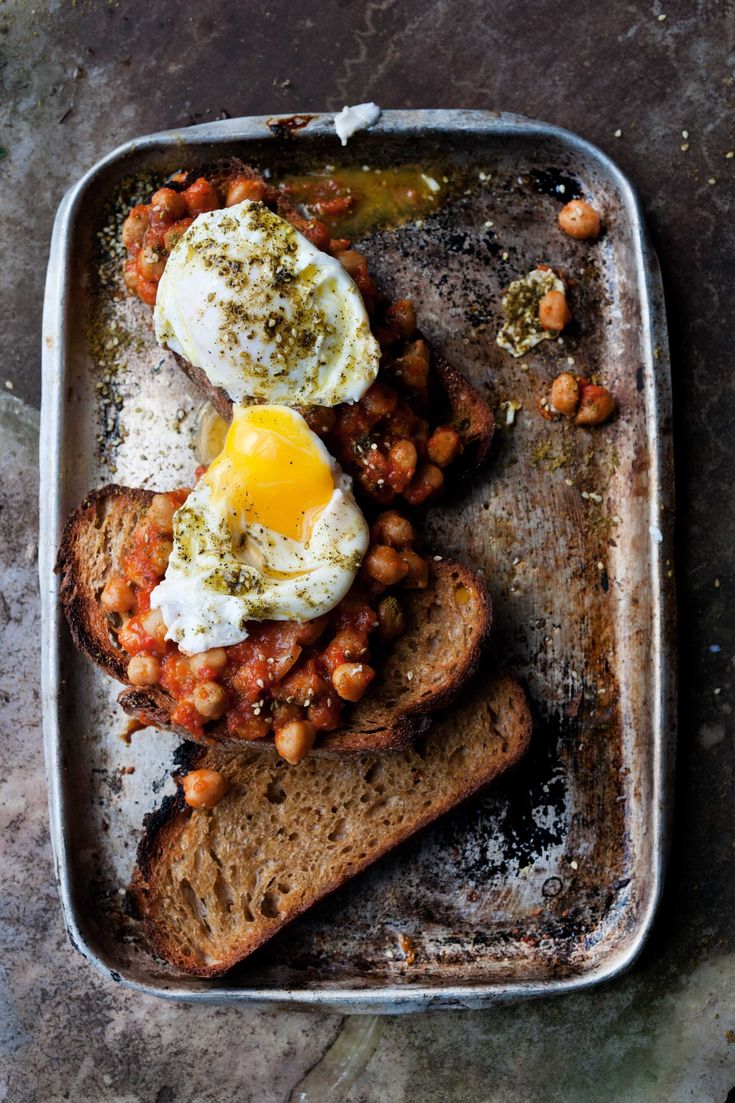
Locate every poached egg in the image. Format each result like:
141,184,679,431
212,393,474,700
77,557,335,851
154,199,380,407
150,405,368,654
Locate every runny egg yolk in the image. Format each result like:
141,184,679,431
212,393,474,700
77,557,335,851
204,405,335,543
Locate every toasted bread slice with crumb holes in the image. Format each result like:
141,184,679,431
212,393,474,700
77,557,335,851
127,670,531,976
56,485,492,754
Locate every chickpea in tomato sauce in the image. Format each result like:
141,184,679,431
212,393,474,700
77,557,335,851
107,489,426,763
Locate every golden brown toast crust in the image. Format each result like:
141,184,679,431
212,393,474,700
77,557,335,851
56,484,492,754
127,671,531,976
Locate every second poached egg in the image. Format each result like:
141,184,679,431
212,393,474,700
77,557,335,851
154,199,380,407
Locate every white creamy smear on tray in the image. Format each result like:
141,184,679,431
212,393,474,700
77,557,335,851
334,103,382,146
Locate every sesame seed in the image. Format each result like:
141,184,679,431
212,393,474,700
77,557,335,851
4,380,13,390
681,143,689,152
484,220,494,228
256,678,264,688
726,151,734,159
370,442,378,450
501,251,509,260
682,129,689,139
406,671,413,681
708,177,717,185
614,129,622,138
570,859,579,869
434,555,443,561
657,12,666,20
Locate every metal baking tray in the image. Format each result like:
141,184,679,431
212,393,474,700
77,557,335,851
39,109,675,1011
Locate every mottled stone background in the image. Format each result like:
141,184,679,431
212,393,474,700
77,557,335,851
1,0,733,1100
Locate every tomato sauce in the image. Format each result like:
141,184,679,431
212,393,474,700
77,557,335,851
112,491,422,747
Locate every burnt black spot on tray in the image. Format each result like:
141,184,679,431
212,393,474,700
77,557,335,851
266,114,314,138
528,168,582,202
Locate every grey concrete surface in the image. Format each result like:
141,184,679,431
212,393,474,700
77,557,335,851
1,0,734,1100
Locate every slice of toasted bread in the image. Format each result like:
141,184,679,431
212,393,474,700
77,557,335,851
56,485,491,754
127,670,531,976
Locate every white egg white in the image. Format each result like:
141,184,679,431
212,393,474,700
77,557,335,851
150,459,369,656
154,199,380,408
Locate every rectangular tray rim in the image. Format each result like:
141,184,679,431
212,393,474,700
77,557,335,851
38,107,676,1011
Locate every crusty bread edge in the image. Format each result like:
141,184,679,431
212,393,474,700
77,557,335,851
128,671,531,977
56,486,153,685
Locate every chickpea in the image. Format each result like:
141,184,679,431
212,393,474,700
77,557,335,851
150,187,187,221
332,662,376,703
427,426,462,468
550,372,580,417
377,595,405,641
121,205,150,252
127,654,161,686
575,384,616,426
182,769,229,810
192,680,227,720
337,249,368,280
399,548,429,589
362,382,398,419
122,258,140,294
163,217,194,252
384,299,417,339
189,648,228,678
183,178,220,215
147,493,177,535
326,628,368,665
137,243,166,283
393,339,430,390
298,219,331,252
274,720,317,765
304,405,336,435
137,277,158,307
100,575,135,613
538,290,572,332
558,199,601,240
294,615,329,646
404,463,444,506
364,545,410,586
372,511,414,548
225,176,266,206
148,538,173,577
141,607,168,645
389,439,418,484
